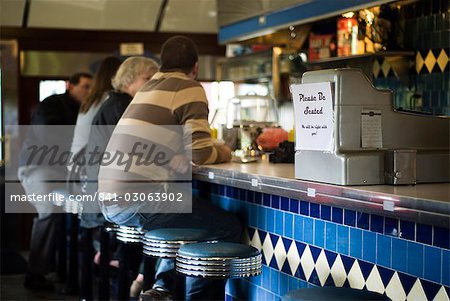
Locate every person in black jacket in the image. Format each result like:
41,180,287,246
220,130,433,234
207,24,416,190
18,72,92,290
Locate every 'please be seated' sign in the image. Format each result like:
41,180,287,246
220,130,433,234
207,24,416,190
291,82,334,152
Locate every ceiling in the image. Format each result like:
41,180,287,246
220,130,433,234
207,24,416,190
0,0,218,33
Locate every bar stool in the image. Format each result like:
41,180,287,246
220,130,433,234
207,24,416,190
176,241,262,299
141,228,217,299
282,287,390,301
115,225,144,300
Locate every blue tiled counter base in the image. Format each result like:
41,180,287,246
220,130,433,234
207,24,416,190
193,181,450,301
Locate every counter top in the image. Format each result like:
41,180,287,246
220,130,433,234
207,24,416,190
192,160,450,227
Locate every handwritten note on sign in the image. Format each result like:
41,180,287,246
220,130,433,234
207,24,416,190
291,82,334,152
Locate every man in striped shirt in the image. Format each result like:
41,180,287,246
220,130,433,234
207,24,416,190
98,36,241,299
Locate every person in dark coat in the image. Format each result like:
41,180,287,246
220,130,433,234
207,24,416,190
18,72,92,290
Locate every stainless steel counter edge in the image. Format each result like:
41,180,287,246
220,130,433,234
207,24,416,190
192,163,450,228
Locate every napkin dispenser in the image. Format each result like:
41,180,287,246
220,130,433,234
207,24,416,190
294,68,449,185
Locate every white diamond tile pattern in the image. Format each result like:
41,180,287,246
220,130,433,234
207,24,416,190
247,227,448,301
373,60,381,78
381,59,392,77
416,52,424,74
347,260,365,290
300,245,315,281
366,266,385,295
437,49,449,72
424,50,436,73
407,279,427,301
330,254,347,287
315,250,330,286
433,286,450,301
251,230,262,252
286,241,301,276
274,238,287,270
262,233,274,265
384,272,407,301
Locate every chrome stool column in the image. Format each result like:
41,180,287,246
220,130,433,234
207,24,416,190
115,225,144,300
141,228,215,299
176,242,262,299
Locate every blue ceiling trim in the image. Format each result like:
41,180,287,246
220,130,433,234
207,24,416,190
218,0,392,44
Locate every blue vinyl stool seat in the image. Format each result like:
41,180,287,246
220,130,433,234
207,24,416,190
176,242,262,279
141,228,217,295
143,228,214,258
116,225,145,244
282,287,390,301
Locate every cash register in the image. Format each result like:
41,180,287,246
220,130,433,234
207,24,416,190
294,68,450,185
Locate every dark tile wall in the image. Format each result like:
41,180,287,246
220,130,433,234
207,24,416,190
375,0,450,115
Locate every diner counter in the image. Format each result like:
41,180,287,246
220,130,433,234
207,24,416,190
192,159,450,228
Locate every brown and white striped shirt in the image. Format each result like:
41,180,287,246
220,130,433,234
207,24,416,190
98,72,224,198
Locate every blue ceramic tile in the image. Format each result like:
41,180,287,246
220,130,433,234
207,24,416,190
271,268,280,295
289,275,301,291
310,203,320,218
422,280,444,301
398,272,416,296
284,212,294,238
300,201,309,216
417,224,433,245
359,260,373,280
294,215,304,242
344,209,356,227
377,234,392,268
424,245,442,283
257,206,267,230
262,265,271,289
340,254,355,274
232,187,239,199
238,188,245,201
275,210,284,234
392,238,407,272
443,249,450,286
337,225,349,255
218,184,225,195
226,186,233,197
246,190,254,203
370,215,384,234
314,219,325,248
249,204,257,227
308,269,322,286
377,265,395,288
267,209,275,233
407,241,424,278
281,197,289,211
384,217,399,237
290,199,299,214
279,273,290,296
324,249,337,267
272,195,280,209
332,207,343,224
363,231,376,263
357,212,370,230
321,205,331,221
325,222,337,251
350,228,363,259
433,226,450,249
400,220,415,241
304,217,314,244
263,194,271,207
254,192,262,205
